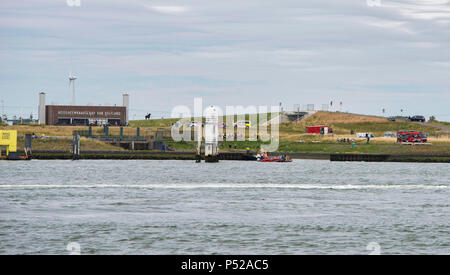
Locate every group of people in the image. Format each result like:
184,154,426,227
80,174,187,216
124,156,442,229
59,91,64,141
337,138,354,144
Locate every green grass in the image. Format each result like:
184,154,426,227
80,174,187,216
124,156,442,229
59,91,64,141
430,120,450,127
277,142,450,154
280,121,442,136
16,137,124,151
163,139,450,155
165,140,268,152
130,118,180,128
129,113,276,128
331,121,441,135
3,112,449,155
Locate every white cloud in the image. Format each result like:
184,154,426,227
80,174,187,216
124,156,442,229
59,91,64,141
148,6,190,15
381,0,450,20
364,19,414,34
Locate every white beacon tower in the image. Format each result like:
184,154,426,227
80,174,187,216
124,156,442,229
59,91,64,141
204,106,219,162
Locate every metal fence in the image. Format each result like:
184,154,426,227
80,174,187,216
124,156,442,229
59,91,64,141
73,126,153,141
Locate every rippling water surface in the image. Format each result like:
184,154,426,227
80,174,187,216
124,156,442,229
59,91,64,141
0,160,448,254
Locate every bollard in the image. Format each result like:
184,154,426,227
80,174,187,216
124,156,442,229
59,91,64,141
351,140,355,149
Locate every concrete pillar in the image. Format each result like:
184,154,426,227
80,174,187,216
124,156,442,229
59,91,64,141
38,92,46,124
123,93,129,126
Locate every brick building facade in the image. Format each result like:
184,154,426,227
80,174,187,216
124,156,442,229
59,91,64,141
45,105,127,126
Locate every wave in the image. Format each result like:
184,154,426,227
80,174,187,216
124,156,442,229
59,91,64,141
0,183,447,190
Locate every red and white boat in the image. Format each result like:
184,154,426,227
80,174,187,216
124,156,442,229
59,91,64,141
256,151,292,162
259,157,292,163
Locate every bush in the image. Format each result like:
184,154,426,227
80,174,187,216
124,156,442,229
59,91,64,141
429,116,436,122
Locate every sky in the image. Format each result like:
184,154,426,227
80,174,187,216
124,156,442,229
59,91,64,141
0,0,449,121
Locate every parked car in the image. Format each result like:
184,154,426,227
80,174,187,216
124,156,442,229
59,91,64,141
408,115,426,122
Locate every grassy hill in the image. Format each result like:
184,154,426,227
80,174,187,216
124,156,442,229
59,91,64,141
280,111,443,137
2,111,449,154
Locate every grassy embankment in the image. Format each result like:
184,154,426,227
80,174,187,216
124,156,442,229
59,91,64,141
429,120,450,128
134,112,450,155
0,124,124,151
1,112,449,155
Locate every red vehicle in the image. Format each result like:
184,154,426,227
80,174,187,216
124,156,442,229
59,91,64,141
397,131,428,143
306,126,333,134
259,156,292,162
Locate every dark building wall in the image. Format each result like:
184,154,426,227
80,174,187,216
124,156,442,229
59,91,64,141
45,105,127,125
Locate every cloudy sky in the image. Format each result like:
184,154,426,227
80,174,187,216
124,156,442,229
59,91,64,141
1,0,449,120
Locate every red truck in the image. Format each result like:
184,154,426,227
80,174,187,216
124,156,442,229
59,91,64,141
306,126,333,134
397,131,428,143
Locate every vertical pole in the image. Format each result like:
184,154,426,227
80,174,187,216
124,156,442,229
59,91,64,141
88,126,92,138
137,127,140,138
73,134,80,160
120,127,123,140
25,134,32,159
72,80,76,105
104,125,109,140
123,93,129,126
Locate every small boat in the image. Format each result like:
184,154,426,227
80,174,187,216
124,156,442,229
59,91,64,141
259,157,292,163
256,150,292,162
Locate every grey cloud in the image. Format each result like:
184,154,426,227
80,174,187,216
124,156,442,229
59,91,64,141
0,0,449,119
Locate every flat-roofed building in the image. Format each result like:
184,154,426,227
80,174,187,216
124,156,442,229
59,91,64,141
45,105,126,126
38,93,130,126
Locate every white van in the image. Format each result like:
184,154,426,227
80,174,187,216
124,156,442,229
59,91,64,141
356,133,375,138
